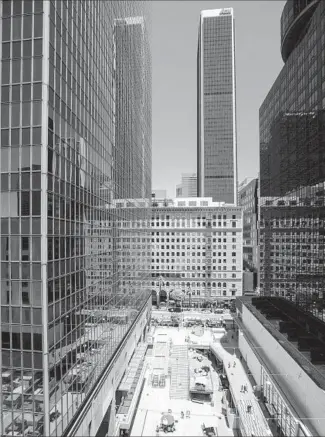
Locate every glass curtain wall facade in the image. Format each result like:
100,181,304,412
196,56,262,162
261,364,305,436
238,178,259,270
259,0,325,318
0,1,152,436
197,8,238,205
176,173,197,198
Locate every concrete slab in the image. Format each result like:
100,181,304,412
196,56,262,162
131,326,272,437
131,327,234,437
210,330,272,436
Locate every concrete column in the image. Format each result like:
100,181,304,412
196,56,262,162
107,397,116,437
96,407,110,437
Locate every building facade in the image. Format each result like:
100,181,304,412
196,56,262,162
259,0,325,318
197,8,238,205
0,1,152,436
238,177,258,269
150,198,243,304
176,173,197,198
238,177,258,291
236,296,325,437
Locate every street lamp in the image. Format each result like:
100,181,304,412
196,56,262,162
167,287,174,308
157,275,165,310
186,284,192,309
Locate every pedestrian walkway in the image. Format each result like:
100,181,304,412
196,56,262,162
131,326,274,437
210,333,272,437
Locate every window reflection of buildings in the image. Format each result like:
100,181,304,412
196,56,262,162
260,110,325,319
261,369,305,437
259,0,325,318
0,2,151,437
238,178,259,271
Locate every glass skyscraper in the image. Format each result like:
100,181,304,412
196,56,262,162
197,8,238,205
176,173,197,197
0,1,152,436
259,0,325,317
238,178,259,269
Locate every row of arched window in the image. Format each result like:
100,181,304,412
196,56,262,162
151,281,229,288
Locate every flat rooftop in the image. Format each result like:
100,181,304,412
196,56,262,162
131,326,272,437
237,296,325,390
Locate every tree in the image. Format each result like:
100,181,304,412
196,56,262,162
170,289,185,302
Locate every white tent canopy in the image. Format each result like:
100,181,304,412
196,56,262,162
194,376,207,386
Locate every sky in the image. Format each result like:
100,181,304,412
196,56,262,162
152,0,286,197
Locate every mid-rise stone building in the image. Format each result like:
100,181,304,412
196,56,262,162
150,197,243,305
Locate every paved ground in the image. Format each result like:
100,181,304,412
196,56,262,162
131,376,232,437
131,327,233,437
211,330,272,436
131,326,273,437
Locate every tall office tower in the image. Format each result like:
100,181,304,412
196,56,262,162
0,2,152,437
176,173,197,198
259,0,325,318
238,177,259,292
197,8,238,205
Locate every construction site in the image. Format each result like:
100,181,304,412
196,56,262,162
129,322,273,437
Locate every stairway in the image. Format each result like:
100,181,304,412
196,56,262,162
169,345,189,399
